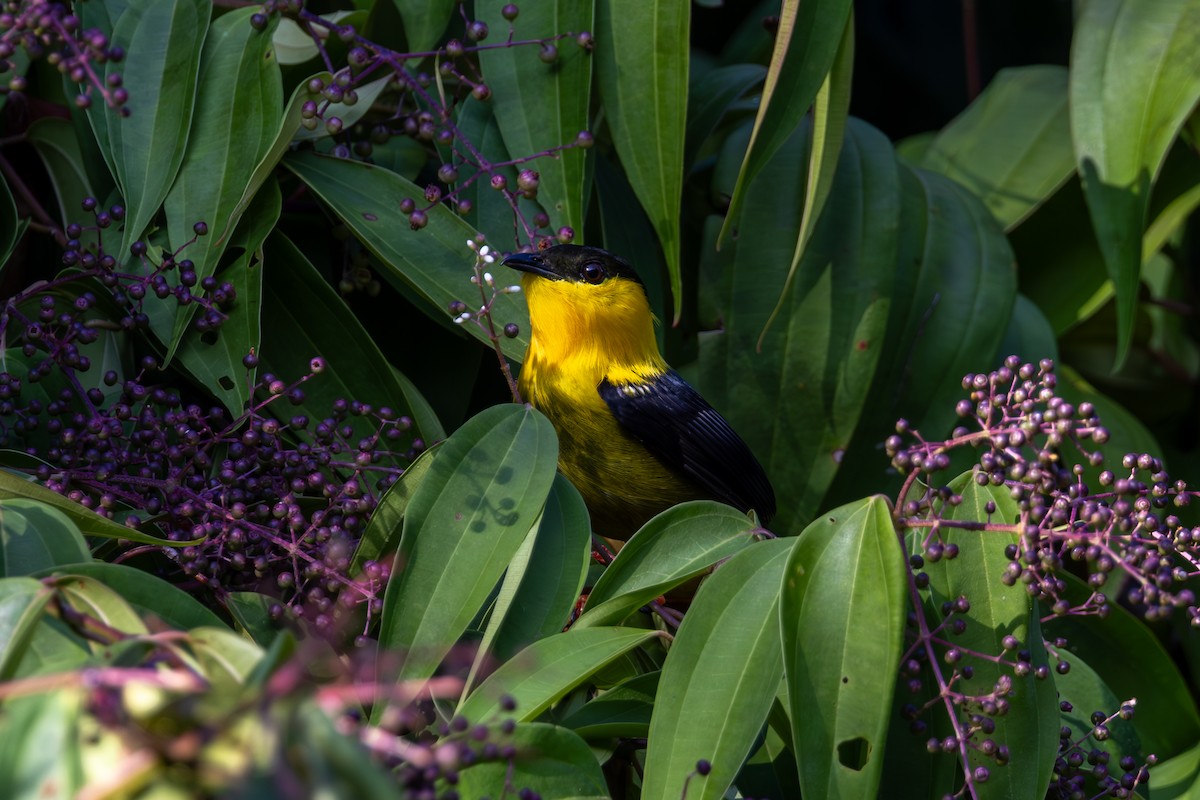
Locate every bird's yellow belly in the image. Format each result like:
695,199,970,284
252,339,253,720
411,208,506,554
519,368,701,538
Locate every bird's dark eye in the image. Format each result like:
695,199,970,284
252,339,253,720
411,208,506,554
581,262,606,284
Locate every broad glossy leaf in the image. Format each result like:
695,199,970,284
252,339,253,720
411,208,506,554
379,405,558,683
35,563,225,632
174,180,278,414
575,501,762,628
1054,650,1141,773
995,295,1059,365
781,496,905,798
641,538,791,800
55,574,148,638
163,7,282,363
292,74,390,142
489,474,592,660
391,0,454,52
99,0,211,257
0,167,26,271
560,670,659,738
1153,740,1200,799
925,476,1059,799
0,500,90,577
476,0,592,234
920,66,1073,232
260,230,441,455
0,470,201,546
718,0,854,248
0,577,54,680
1045,574,1200,758
283,150,529,359
1071,0,1200,366
458,626,662,723
595,0,688,319
188,626,264,687
691,119,900,531
452,723,609,800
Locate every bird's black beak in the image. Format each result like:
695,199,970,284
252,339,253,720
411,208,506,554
503,251,561,281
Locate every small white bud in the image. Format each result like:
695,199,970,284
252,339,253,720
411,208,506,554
479,245,491,257
483,272,494,286
466,239,478,250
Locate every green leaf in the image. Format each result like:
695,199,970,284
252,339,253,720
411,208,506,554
575,501,762,628
378,405,558,683
595,0,688,320
0,165,27,271
995,295,1059,366
0,500,91,577
1070,0,1200,367
781,496,906,797
718,0,854,249
1053,649,1141,774
458,626,662,723
162,7,282,364
925,475,1059,799
349,444,439,576
0,470,202,546
560,670,659,738
174,180,277,413
391,0,454,52
97,0,212,257
224,591,280,646
0,692,85,800
187,626,264,687
26,118,98,252
451,723,609,800
34,563,225,632
691,119,901,531
684,63,766,169
0,577,54,681
55,573,149,637
489,474,592,660
1153,739,1200,800
292,74,391,142
757,9,853,349
919,65,1073,232
476,0,592,233
260,230,441,452
641,538,792,800
283,151,529,359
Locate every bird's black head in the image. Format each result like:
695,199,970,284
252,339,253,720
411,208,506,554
503,244,645,288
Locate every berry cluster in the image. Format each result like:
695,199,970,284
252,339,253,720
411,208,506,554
885,357,1190,797
0,0,129,111
256,0,591,248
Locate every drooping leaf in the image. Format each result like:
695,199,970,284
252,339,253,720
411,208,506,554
26,118,98,253
575,501,762,628
595,0,688,320
378,404,558,684
162,6,282,364
94,0,212,257
1070,0,1200,367
451,723,609,800
560,670,659,739
283,151,529,359
476,0,593,234
33,563,225,632
684,63,766,169
781,496,906,797
458,626,662,723
641,538,792,800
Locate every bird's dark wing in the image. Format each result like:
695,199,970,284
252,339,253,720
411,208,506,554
598,370,776,522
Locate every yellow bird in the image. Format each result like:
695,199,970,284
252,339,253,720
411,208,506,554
504,244,775,539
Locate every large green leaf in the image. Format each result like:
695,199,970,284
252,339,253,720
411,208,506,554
95,0,211,257
390,0,454,52
26,118,98,253
691,119,900,531
476,0,593,234
0,160,27,271
0,500,90,577
458,626,661,723
641,538,792,800
33,563,225,632
349,444,439,577
595,0,688,320
162,7,282,364
684,64,765,170
0,692,85,800
781,496,906,798
560,670,659,738
0,577,54,681
919,65,1073,232
1070,0,1200,367
451,723,609,800
924,476,1059,799
1154,740,1200,800
718,0,854,248
575,501,762,628
283,151,529,359
0,471,201,546
378,404,558,683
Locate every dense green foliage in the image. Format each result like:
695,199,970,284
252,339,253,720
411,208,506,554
1,1,1200,798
